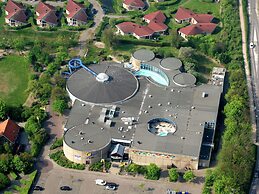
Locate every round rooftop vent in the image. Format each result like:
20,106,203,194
96,73,109,83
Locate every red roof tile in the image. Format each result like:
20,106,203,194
192,14,214,23
133,26,153,37
179,23,217,36
66,0,87,22
36,2,55,15
36,2,58,25
5,0,25,14
143,11,166,23
175,7,194,21
6,10,27,23
123,0,145,8
147,21,168,32
116,22,140,34
0,119,20,143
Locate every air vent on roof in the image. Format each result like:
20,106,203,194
191,106,195,109
82,104,85,106
181,137,185,140
169,114,172,117
71,141,75,143
171,89,174,92
101,127,104,130
148,105,152,108
79,131,84,135
166,109,169,112
158,103,162,106
88,139,93,144
122,111,125,113
167,102,171,105
81,137,84,140
149,95,153,98
144,110,148,113
202,92,208,98
178,90,181,93
137,141,142,144
122,135,125,138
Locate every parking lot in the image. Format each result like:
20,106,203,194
34,167,202,194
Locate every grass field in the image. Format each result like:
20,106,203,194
0,55,31,106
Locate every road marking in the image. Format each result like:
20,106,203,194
253,28,259,78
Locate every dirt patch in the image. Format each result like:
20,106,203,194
0,72,12,95
94,41,105,48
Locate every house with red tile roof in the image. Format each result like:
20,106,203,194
143,11,166,23
123,0,145,11
36,2,59,28
5,0,28,27
66,0,87,26
0,119,20,144
175,7,214,24
178,23,217,40
116,11,167,39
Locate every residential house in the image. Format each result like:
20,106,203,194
116,11,168,39
5,0,28,27
66,0,87,26
178,23,217,40
175,7,214,24
116,22,140,35
0,119,20,144
143,10,166,23
123,0,145,11
36,2,59,28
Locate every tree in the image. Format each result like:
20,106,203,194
0,99,7,120
52,99,68,115
144,163,160,180
12,153,33,173
0,173,10,190
102,28,118,49
24,117,41,136
51,87,67,101
168,168,179,182
183,170,195,182
0,154,12,173
170,30,182,48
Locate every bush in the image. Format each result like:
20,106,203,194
50,138,63,150
89,160,111,172
49,151,85,170
183,170,195,182
144,163,160,180
168,168,179,182
125,163,146,175
0,173,10,190
13,170,37,194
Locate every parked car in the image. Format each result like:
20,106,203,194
34,185,44,191
95,179,106,186
60,186,72,191
105,185,116,190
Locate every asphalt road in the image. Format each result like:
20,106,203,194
248,0,259,193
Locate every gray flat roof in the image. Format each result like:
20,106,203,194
172,73,196,87
160,57,182,71
64,54,222,158
132,49,155,62
66,62,139,104
64,124,111,152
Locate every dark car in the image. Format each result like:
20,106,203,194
34,185,44,191
60,186,72,191
106,182,118,190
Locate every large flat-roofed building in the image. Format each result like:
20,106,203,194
63,51,225,169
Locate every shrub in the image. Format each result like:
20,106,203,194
168,168,179,182
125,163,146,175
89,160,111,172
0,173,10,190
183,170,195,182
50,138,63,150
144,163,160,180
49,151,85,170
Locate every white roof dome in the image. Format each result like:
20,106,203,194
96,73,109,82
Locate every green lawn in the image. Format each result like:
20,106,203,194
0,55,31,106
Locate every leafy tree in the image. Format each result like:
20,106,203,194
51,87,67,101
0,173,10,190
19,152,34,173
12,155,24,173
0,154,12,173
102,28,118,49
0,99,7,120
53,72,66,87
168,168,179,182
24,117,40,136
144,163,160,180
52,99,68,115
170,30,182,48
183,170,195,182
